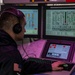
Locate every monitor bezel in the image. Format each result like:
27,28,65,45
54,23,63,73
15,6,41,38
43,6,75,41
41,39,74,62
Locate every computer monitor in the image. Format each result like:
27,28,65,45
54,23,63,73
41,40,74,62
15,6,41,38
43,6,75,40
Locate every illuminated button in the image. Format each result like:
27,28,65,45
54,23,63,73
44,0,47,2
63,64,68,67
32,0,34,2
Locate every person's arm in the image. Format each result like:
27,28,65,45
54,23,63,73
0,55,21,75
0,58,14,75
21,59,64,75
21,60,52,75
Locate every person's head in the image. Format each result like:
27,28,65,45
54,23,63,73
0,7,26,41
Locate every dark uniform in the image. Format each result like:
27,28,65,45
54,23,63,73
0,30,52,75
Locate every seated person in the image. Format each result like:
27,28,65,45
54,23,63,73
0,7,65,75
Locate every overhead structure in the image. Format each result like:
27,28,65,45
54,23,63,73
3,0,66,4
0,0,3,5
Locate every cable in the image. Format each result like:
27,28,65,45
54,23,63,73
22,39,29,58
21,39,37,58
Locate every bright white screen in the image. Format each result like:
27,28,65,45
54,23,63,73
46,44,70,59
46,9,75,37
19,9,38,35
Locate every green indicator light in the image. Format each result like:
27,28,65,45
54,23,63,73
63,64,68,67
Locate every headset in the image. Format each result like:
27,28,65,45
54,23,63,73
0,7,25,34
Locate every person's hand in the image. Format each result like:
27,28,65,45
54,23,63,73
51,61,65,71
14,63,21,72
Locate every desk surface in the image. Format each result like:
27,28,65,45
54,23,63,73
44,71,70,75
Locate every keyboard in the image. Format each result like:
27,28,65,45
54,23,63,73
27,57,75,71
27,57,53,64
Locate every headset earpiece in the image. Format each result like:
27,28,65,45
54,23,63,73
13,23,22,34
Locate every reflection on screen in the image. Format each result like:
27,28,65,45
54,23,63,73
19,9,38,35
46,44,70,59
46,9,75,37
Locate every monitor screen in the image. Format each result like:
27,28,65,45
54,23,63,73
46,44,70,59
15,6,41,38
41,40,74,62
43,6,75,40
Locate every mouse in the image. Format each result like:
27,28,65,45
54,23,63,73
59,63,74,71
